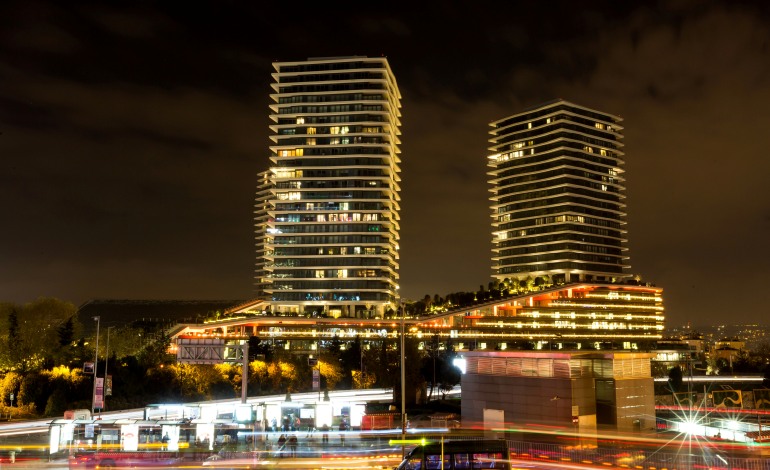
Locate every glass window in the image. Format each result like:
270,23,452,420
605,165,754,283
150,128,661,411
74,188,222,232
455,453,470,469
407,456,422,470
425,454,450,470
473,452,506,469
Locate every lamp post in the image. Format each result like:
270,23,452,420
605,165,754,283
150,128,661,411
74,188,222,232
103,326,114,411
91,316,100,415
398,289,406,458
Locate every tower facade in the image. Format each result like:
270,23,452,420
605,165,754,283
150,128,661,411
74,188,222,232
488,99,630,285
262,56,402,318
254,170,272,300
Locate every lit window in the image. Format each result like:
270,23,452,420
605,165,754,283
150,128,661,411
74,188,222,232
306,138,316,145
527,122,532,129
296,117,305,124
337,269,348,278
595,122,604,130
278,148,303,157
315,270,325,278
307,127,316,135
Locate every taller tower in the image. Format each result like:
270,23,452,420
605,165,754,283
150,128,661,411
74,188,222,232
263,56,402,318
488,99,630,285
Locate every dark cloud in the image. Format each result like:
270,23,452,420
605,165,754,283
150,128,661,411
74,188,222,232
1,0,769,327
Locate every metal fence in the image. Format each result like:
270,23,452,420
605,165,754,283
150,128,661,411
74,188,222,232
508,439,770,470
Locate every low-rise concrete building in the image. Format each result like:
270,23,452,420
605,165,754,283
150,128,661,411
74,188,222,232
460,350,655,433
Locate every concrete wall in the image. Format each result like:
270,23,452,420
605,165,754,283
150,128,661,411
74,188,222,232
462,373,579,425
615,377,656,431
462,373,654,431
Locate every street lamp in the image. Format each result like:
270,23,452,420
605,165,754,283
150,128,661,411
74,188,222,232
91,316,100,415
398,288,406,458
103,326,115,411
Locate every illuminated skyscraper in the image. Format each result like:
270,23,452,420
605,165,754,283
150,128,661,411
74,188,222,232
261,56,402,318
254,170,272,300
488,100,631,285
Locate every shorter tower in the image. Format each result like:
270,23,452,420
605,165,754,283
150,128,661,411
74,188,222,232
488,99,630,285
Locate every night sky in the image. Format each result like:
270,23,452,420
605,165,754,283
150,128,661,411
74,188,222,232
2,1,769,327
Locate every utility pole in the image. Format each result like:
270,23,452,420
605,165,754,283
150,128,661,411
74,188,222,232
399,292,406,459
241,342,249,404
103,326,114,411
91,316,100,415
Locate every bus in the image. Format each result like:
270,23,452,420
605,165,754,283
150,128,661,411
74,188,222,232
396,439,510,470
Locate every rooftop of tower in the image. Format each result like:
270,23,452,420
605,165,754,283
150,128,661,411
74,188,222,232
490,99,623,129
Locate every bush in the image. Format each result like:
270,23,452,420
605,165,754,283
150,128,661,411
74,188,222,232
44,388,69,417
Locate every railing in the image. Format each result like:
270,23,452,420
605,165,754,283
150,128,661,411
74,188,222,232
508,439,770,470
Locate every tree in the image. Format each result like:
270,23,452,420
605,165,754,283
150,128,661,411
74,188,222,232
668,365,683,393
54,316,76,366
338,336,365,386
436,357,461,398
1,298,78,372
395,336,424,406
318,358,344,390
248,335,273,361
352,368,376,389
525,276,535,292
138,332,173,369
7,309,21,367
421,334,441,400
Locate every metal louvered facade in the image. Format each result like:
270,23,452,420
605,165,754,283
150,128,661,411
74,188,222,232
461,351,656,432
488,100,631,285
263,57,402,318
254,170,273,301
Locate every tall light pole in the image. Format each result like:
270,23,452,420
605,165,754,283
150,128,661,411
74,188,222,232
91,316,100,415
398,289,406,458
103,326,114,411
